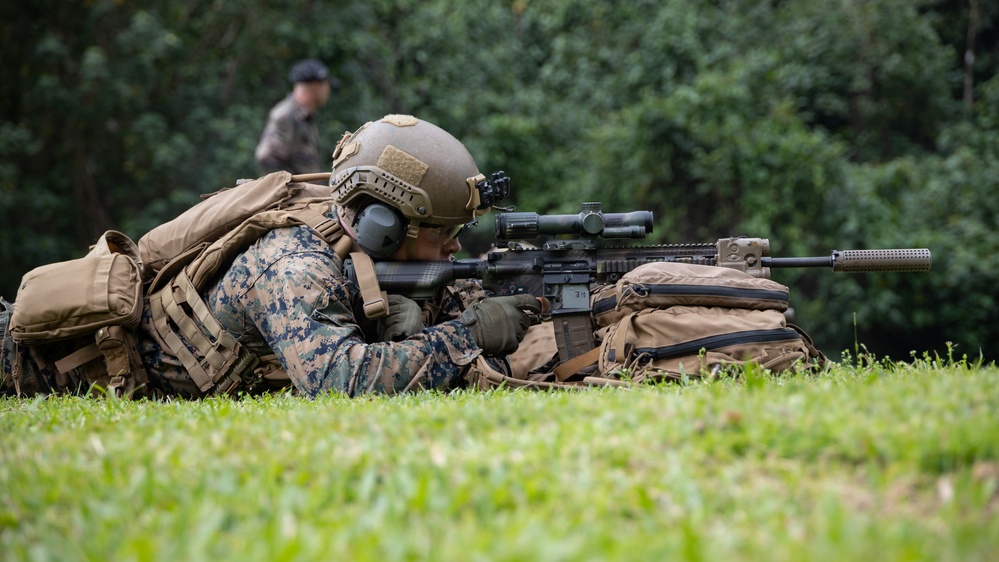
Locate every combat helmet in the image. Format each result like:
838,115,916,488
331,114,507,258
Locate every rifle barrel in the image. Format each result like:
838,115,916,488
764,248,932,272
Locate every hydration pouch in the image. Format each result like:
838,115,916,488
9,230,143,344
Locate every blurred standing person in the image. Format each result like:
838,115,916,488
255,59,334,175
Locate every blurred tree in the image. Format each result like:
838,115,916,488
0,0,996,360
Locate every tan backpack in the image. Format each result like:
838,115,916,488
139,172,339,283
8,230,150,396
7,171,384,397
589,262,825,382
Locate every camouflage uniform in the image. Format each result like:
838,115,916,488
0,210,488,399
254,95,322,175
147,216,483,397
0,299,18,391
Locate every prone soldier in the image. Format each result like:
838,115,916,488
0,115,540,399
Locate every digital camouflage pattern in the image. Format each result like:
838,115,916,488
254,94,322,175
1,208,492,399
199,219,483,397
0,299,20,392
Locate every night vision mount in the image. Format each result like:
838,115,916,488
474,171,512,211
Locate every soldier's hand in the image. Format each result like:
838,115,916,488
378,295,425,342
459,294,542,356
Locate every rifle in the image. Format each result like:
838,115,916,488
348,202,931,363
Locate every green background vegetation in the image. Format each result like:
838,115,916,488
1,0,997,361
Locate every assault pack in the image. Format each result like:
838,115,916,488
5,171,377,397
588,261,825,381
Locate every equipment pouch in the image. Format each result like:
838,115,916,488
591,261,791,328
10,231,144,344
588,261,825,381
596,307,822,381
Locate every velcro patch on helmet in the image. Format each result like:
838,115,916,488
377,145,428,187
381,114,419,127
332,132,358,168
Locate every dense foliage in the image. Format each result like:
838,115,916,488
1,0,997,360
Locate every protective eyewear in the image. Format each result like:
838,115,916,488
420,222,472,244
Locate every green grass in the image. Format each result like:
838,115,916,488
1,354,997,561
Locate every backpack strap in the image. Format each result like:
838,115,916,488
553,346,601,382
54,343,103,374
290,172,331,184
349,251,389,319
285,202,343,246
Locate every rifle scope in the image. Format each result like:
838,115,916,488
495,202,654,240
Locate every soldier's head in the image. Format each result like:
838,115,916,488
289,59,333,110
331,115,506,261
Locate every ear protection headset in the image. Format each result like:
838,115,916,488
349,170,512,259
353,202,407,258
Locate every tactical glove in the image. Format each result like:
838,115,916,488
378,294,425,342
459,294,542,356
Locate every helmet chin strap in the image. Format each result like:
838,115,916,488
404,237,419,260
402,221,422,260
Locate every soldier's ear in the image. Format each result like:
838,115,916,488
354,202,406,258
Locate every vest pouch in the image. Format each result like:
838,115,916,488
591,261,791,328
596,306,822,381
10,231,143,345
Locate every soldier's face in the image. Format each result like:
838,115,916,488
316,82,331,106
389,227,462,261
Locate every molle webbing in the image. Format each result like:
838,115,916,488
151,270,252,393
42,323,153,398
148,202,346,395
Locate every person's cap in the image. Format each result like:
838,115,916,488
288,59,330,83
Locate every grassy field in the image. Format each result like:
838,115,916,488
1,353,997,561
